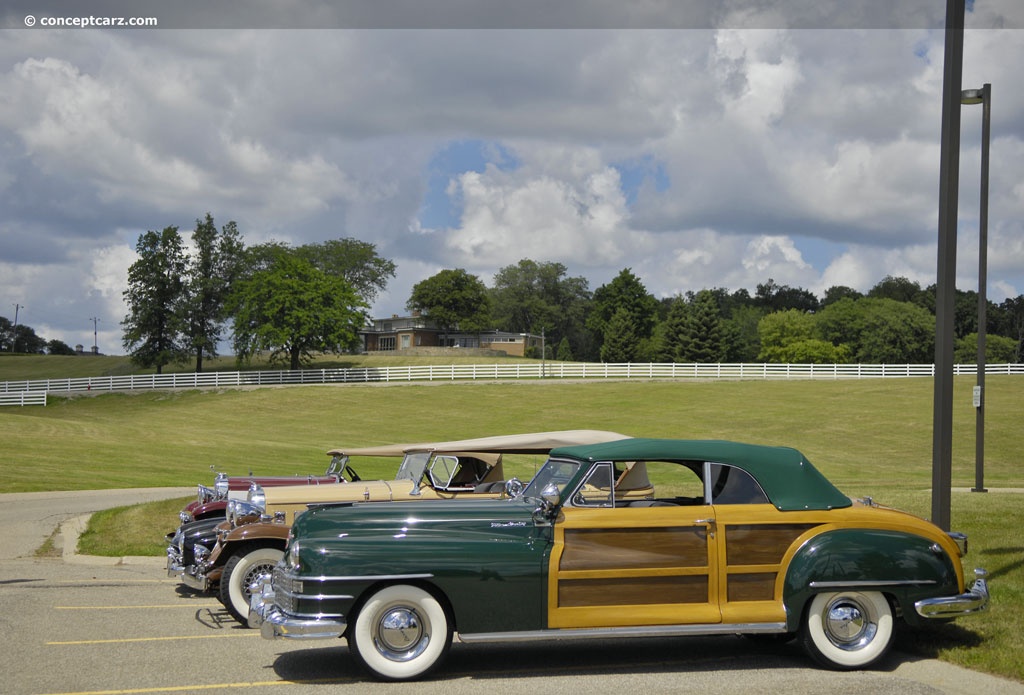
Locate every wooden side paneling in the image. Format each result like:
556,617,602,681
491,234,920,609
724,524,814,565
560,527,708,571
559,575,709,607
726,572,777,602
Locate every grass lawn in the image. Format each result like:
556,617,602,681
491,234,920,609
3,373,1023,682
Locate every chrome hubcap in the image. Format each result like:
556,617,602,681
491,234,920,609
825,597,877,650
374,606,429,661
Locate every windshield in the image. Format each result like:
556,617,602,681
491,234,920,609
522,457,581,500
394,452,432,482
325,454,347,477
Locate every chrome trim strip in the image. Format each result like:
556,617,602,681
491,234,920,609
809,579,937,589
285,572,434,583
457,622,787,643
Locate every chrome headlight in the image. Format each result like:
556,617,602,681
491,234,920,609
247,482,266,512
227,499,261,528
193,544,210,563
213,473,229,499
286,539,301,571
179,510,193,524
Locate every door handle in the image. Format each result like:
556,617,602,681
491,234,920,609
694,518,716,538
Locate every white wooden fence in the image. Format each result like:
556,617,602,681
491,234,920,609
0,391,47,406
1,362,1021,405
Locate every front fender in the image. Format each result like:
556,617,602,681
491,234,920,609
783,528,960,630
231,522,290,543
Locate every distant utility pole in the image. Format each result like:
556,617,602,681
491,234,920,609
12,303,23,352
89,316,101,353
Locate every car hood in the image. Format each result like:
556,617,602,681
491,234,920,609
293,497,538,544
264,478,437,507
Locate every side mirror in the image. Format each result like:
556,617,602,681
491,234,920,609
541,482,560,507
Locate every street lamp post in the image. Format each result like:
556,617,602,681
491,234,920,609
89,316,101,353
961,83,991,494
11,303,22,353
932,0,966,532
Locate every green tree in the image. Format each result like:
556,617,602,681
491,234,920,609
184,214,245,372
407,269,492,340
854,298,935,363
588,268,659,350
721,304,764,361
954,333,1019,364
47,339,77,355
656,297,689,362
755,278,819,313
757,309,817,362
869,275,926,305
599,308,639,362
555,336,574,361
679,290,725,362
295,238,396,305
822,285,864,307
229,252,367,370
490,259,593,360
122,227,188,373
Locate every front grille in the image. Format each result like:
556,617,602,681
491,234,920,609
272,566,300,613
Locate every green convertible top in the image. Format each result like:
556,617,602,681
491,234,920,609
550,438,851,511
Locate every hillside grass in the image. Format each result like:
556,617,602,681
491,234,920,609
0,352,536,382
3,370,1022,682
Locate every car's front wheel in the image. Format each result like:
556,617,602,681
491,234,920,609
219,545,283,625
349,584,452,681
800,590,894,670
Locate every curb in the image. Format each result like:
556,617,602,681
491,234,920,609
59,513,167,567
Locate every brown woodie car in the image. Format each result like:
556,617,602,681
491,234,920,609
194,430,633,623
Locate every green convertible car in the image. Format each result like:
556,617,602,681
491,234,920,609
250,438,989,681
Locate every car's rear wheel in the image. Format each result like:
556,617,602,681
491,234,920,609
349,584,452,681
800,590,894,670
219,545,282,625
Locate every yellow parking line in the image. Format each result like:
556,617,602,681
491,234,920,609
41,678,352,694
48,634,260,645
53,579,178,584
55,604,222,610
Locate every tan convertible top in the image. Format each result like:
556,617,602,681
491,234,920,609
326,430,629,458
406,430,630,455
326,443,432,457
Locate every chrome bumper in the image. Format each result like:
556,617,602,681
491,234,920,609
915,569,990,618
248,576,346,640
166,546,184,578
180,563,221,592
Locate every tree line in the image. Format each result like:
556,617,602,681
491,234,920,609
3,214,1022,369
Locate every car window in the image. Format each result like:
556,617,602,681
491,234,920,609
523,458,581,500
568,460,707,508
428,455,489,491
571,462,615,507
707,463,769,505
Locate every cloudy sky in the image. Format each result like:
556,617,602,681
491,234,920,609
1,1,1023,354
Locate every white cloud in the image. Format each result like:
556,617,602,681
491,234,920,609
2,9,1024,350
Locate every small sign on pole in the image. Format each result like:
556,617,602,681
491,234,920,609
973,385,983,408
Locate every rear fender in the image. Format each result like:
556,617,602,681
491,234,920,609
782,528,960,630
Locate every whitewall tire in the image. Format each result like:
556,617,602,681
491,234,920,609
219,546,282,625
800,590,895,670
349,584,452,681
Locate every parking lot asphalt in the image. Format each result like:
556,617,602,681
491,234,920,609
1,489,1022,695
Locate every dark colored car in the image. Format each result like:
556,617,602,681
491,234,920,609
178,455,359,524
193,430,631,624
251,438,989,681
